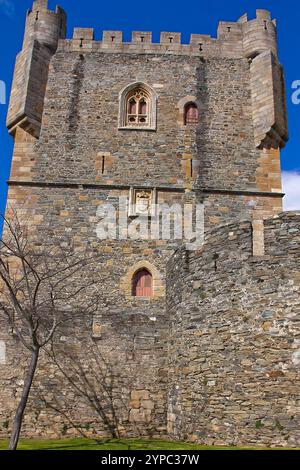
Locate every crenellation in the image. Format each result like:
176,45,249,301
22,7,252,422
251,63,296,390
190,33,213,44
23,3,66,51
52,13,278,61
132,31,152,43
103,30,123,44
32,0,48,11
160,32,181,44
7,0,66,137
241,14,278,59
217,21,242,40
56,38,243,58
238,13,248,24
73,28,94,40
256,9,272,21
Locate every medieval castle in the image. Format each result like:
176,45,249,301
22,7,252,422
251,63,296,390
0,0,299,447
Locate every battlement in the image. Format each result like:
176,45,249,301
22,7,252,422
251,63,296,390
56,9,277,59
61,29,223,57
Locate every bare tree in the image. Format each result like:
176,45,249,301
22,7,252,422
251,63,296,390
0,213,101,450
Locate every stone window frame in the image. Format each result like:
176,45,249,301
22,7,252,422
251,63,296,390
120,261,165,299
118,82,157,131
176,95,202,127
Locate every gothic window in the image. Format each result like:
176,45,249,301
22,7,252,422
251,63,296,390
126,89,149,125
129,98,137,115
132,269,153,297
139,99,147,115
119,83,157,130
184,103,199,125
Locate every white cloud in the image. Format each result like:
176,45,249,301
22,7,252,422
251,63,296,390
282,171,300,211
0,0,15,18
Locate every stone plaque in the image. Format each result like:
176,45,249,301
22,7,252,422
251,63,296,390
135,190,152,215
129,188,156,217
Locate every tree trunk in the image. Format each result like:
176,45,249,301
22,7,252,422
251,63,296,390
9,348,39,450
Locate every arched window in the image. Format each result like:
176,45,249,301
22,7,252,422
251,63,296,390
132,269,153,297
119,83,157,130
184,103,199,125
129,98,137,115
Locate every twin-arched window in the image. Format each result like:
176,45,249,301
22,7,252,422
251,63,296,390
132,269,153,297
127,88,150,126
119,83,157,130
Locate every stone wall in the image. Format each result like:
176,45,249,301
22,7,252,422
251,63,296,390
0,292,169,439
7,49,284,228
0,186,172,438
7,4,287,229
167,212,300,447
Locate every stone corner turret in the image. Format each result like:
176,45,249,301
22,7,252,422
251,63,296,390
6,0,67,138
240,9,278,59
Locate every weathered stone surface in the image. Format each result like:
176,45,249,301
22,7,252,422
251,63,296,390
167,213,300,447
0,341,6,365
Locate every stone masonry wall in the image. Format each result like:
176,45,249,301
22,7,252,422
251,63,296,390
0,185,173,438
1,1,293,444
28,53,256,190
8,50,283,227
167,212,300,447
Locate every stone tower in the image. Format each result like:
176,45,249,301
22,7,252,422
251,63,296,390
7,0,66,137
1,1,299,447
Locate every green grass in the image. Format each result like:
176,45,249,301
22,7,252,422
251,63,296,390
0,438,297,450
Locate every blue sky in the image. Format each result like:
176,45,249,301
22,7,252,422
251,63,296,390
0,0,299,220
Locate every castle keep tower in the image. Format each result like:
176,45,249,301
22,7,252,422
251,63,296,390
1,1,299,448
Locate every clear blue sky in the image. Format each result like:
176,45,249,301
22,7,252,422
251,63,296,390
0,0,299,220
